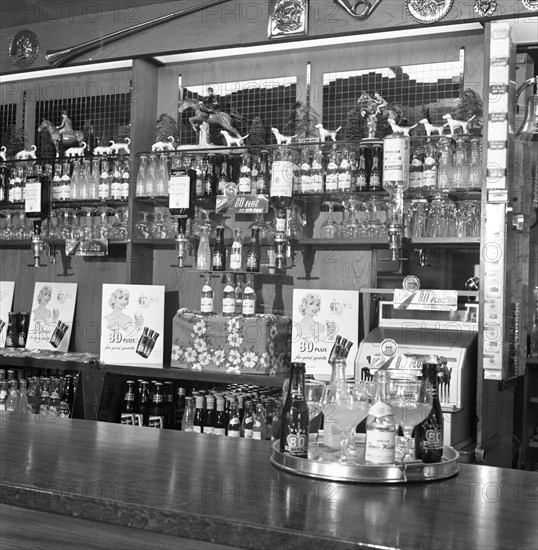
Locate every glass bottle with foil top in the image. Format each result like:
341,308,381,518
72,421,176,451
280,362,309,458
383,132,410,191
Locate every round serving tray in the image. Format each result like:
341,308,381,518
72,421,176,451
271,440,459,483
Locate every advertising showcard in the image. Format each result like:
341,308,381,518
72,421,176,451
0,281,15,347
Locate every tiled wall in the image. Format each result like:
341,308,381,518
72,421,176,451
0,103,18,147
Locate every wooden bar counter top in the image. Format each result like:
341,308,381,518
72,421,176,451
1,413,537,550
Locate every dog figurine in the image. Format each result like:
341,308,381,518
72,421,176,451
151,136,175,152
315,123,341,142
64,142,87,157
220,130,248,147
387,118,417,136
271,127,297,145
442,114,476,135
93,144,111,155
108,138,131,155
0,146,6,162
419,118,445,137
15,145,37,160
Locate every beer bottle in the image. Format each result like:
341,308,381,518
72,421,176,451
242,274,256,317
238,153,252,194
61,374,75,418
415,359,444,463
212,226,226,272
137,380,150,426
174,387,186,430
245,228,260,272
222,273,236,317
182,396,195,431
163,381,175,429
193,395,205,433
227,401,241,437
252,402,267,440
241,400,254,438
200,272,214,315
121,380,136,425
148,381,164,428
229,228,243,271
214,397,227,435
369,144,382,191
280,362,309,457
205,395,216,434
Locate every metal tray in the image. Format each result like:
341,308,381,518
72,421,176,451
271,440,459,483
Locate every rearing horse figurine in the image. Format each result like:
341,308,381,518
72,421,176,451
38,117,85,157
178,98,241,142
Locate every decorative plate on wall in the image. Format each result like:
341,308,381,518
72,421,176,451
405,0,454,24
268,0,309,38
9,29,39,69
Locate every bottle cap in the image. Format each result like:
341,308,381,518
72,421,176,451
195,396,205,408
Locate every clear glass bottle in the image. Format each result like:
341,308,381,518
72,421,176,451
181,396,195,431
229,228,243,271
365,370,396,464
200,272,214,315
110,160,122,200
338,148,353,191
193,155,204,197
409,146,424,190
227,401,241,437
452,138,469,191
145,154,158,197
234,275,244,315
252,402,267,440
196,224,211,271
299,150,312,194
310,149,324,193
98,159,110,200
238,153,252,194
321,357,350,450
280,362,309,457
242,274,256,317
422,143,438,190
437,138,453,192
136,155,148,197
270,147,294,210
155,154,168,196
245,227,260,272
222,273,236,316
51,163,63,201
468,137,482,191
60,160,72,201
120,160,130,200
325,150,339,192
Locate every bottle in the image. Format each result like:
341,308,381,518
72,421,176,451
409,146,424,190
145,154,158,197
174,387,186,430
88,158,100,200
196,224,211,271
270,146,294,210
238,153,252,194
110,160,122,200
229,228,243,271
39,378,51,416
137,380,150,426
227,401,241,437
121,380,136,425
325,150,339,192
453,138,469,191
422,143,438,190
155,154,168,196
299,150,312,194
205,395,216,434
383,132,410,192
321,357,349,450
222,273,236,316
169,153,195,218
280,362,309,457
61,374,75,418
182,396,195,431
365,370,396,464
5,379,19,413
468,137,482,190
26,377,40,414
310,149,324,193
204,154,217,198
0,379,9,411
193,395,205,433
193,155,204,197
24,160,50,226
437,138,453,192
51,163,62,201
241,400,254,438
18,379,28,415
98,159,110,200
120,160,130,200
212,226,226,271
235,275,244,315
200,272,214,315
60,160,72,201
355,146,368,191
245,227,260,272
214,397,227,435
136,155,147,197
218,154,229,194
369,144,382,191
163,381,175,429
337,148,353,191
415,359,444,463
148,381,164,428
256,150,270,194
252,402,267,440
242,274,256,317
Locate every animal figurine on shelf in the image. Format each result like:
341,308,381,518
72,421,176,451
38,118,85,157
315,123,341,142
220,130,249,147
387,118,417,136
419,118,445,137
64,142,87,157
0,146,6,162
442,114,476,135
93,144,111,156
151,136,175,152
15,145,37,160
271,127,297,145
108,138,131,155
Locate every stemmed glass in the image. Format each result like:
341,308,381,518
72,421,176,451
250,213,274,244
340,197,362,239
95,207,112,239
110,207,129,240
136,212,152,239
151,210,168,239
320,201,340,238
0,211,14,240
389,377,433,461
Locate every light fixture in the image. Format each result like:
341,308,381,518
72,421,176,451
516,76,538,142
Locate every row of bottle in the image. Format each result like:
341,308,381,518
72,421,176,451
200,272,257,316
0,369,76,417
120,379,281,438
0,158,130,205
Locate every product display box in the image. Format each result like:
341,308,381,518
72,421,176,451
171,310,291,375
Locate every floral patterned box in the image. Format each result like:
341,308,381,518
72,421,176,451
171,311,291,375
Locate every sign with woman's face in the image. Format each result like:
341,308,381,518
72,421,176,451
0,281,15,347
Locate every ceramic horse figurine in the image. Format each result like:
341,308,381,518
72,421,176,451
178,98,242,144
356,91,401,122
37,118,85,157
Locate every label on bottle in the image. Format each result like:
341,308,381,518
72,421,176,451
244,428,253,438
230,247,242,270
365,429,396,464
169,173,190,210
270,160,293,197
252,430,262,440
284,431,308,456
24,180,41,214
423,427,443,450
242,296,255,316
148,415,163,428
201,295,214,314
212,251,223,269
325,165,338,192
214,427,226,436
239,174,251,194
356,173,367,189
121,413,135,425
133,413,143,426
192,425,202,433
12,177,22,202
205,426,214,435
338,171,352,190
222,297,236,315
383,136,409,183
121,173,130,199
227,430,240,437
423,161,437,188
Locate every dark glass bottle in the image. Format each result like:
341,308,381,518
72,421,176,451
214,397,227,436
148,381,164,428
415,359,444,463
193,395,205,433
137,380,150,427
205,395,216,434
227,401,241,437
280,362,309,457
212,226,226,271
369,144,382,191
356,146,369,191
204,154,217,197
256,150,270,194
218,154,229,194
174,387,186,430
163,381,175,429
24,162,50,224
61,374,75,418
241,400,254,438
169,153,195,218
245,228,260,272
121,380,136,424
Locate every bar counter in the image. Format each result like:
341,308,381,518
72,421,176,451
1,413,537,550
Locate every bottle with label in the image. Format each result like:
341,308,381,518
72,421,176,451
310,149,324,193
26,377,40,414
24,160,50,231
241,400,254,438
453,138,469,191
369,144,382,191
136,155,147,197
200,272,214,315
148,381,164,428
205,395,216,434
99,159,111,200
145,154,158,197
245,227,260,272
338,148,353,191
191,155,204,197
218,154,229,194
365,370,396,464
256,150,270,194
409,146,424,190
468,137,482,191
229,228,243,271
212,226,226,271
383,132,410,193
154,154,168,196
163,381,175,429
422,143,438,190
252,402,267,440
174,387,186,430
120,160,130,200
227,401,241,437
110,160,122,200
437,138,453,192
121,380,136,425
169,153,195,219
87,158,99,200
415,359,444,463
355,146,369,191
193,395,205,433
214,397,227,435
321,357,350,450
203,154,216,198
60,160,72,201
137,380,150,426
196,224,211,271
280,362,309,457
235,275,244,315
242,274,256,317
18,379,28,415
325,150,339,192
299,150,312,194
222,273,236,317
238,153,252,194
61,374,75,418
5,379,19,413
51,163,63,201
182,396,195,432
270,147,294,210
68,161,81,200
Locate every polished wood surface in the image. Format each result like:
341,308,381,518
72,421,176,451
1,414,537,550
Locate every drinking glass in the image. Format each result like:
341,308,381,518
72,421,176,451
320,201,341,238
250,213,274,244
110,207,129,240
389,377,433,461
0,211,14,240
366,197,388,238
95,207,112,239
340,197,362,239
288,204,306,240
136,212,151,239
151,210,168,239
